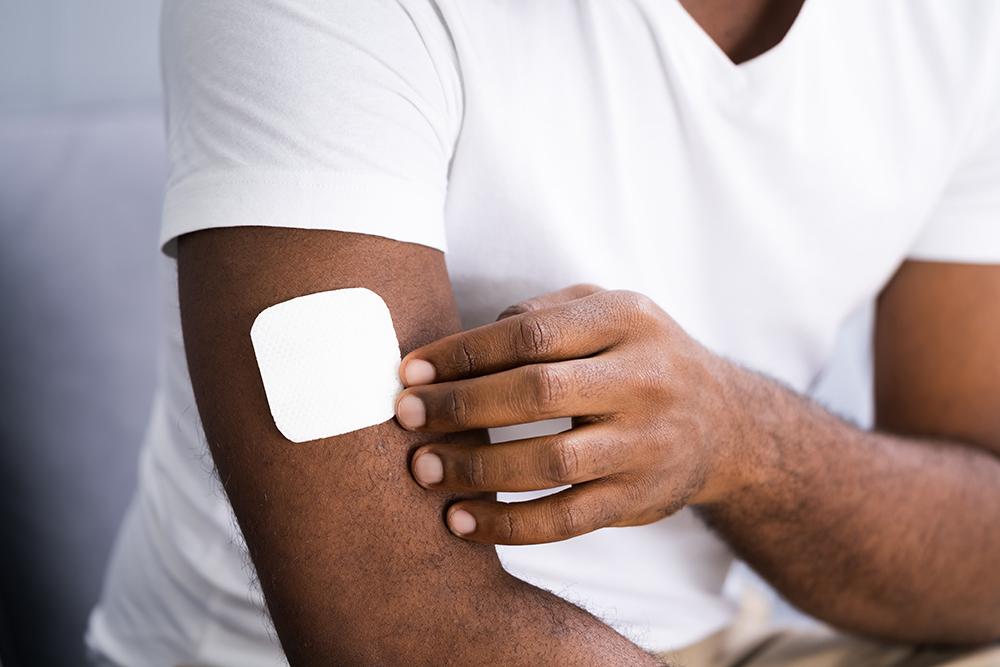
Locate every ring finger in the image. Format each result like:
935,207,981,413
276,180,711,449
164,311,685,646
410,424,635,492
445,478,634,545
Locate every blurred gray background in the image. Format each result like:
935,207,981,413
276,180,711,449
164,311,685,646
0,1,161,113
0,1,164,665
0,1,874,665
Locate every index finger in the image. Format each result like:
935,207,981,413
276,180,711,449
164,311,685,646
400,291,626,385
496,283,604,320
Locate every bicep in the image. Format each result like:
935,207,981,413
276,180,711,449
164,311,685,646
178,227,497,662
875,260,1000,451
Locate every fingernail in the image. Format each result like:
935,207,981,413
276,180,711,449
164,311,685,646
413,452,443,485
403,359,436,386
395,394,426,430
448,508,476,536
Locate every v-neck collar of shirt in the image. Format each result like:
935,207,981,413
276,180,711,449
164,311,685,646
653,0,817,93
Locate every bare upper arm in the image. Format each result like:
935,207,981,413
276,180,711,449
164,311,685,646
177,226,653,665
875,260,1000,452
178,227,501,662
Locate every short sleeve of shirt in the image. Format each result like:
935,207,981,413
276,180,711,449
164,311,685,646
159,0,462,255
908,72,1000,263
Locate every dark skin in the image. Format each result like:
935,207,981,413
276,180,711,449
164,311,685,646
680,0,806,64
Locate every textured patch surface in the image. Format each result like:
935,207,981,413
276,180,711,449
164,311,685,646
250,288,403,443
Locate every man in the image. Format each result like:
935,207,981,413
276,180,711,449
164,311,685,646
88,0,1000,665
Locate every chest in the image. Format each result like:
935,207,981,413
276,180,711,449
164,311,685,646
440,0,967,386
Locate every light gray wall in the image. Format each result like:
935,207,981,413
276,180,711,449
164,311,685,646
0,2,166,664
0,109,166,667
0,0,162,113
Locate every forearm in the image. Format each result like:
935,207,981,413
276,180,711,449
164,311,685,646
698,366,1000,644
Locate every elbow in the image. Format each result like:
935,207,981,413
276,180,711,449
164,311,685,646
909,596,1000,647
925,616,1000,648
808,591,1000,648
838,608,1000,648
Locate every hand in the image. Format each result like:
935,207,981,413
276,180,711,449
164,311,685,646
394,284,747,545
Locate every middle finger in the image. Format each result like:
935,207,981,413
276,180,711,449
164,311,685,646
395,358,617,432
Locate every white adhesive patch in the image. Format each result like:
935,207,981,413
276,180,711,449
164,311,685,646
250,288,403,443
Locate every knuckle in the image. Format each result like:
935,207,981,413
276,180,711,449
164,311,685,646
595,487,628,526
530,364,569,413
465,450,487,488
500,300,539,319
611,290,659,331
447,388,471,428
553,499,586,537
546,436,580,484
457,339,477,375
499,511,519,543
514,314,554,358
575,282,605,295
620,289,655,314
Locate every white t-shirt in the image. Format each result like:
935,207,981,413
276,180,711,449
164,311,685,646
88,1,1000,664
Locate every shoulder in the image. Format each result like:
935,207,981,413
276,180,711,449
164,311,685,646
161,0,461,106
159,0,463,255
835,1,1000,149
875,1,1000,86
160,0,463,162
